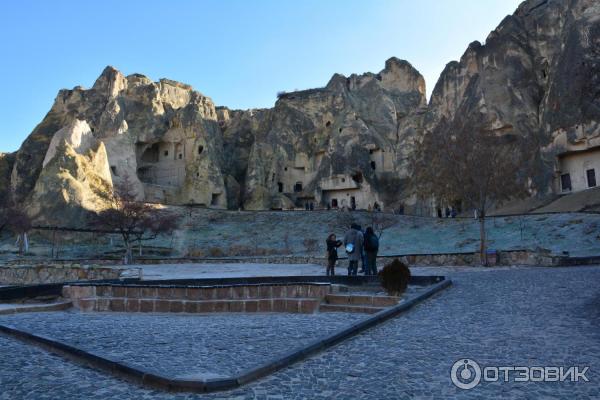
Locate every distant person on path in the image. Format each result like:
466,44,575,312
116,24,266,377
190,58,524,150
344,223,364,276
325,234,342,276
364,227,379,275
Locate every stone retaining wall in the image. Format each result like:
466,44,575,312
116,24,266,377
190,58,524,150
65,283,331,314
124,249,564,267
2,249,568,269
0,264,141,285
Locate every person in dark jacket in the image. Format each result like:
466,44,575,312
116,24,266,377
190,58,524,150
325,234,343,276
363,227,379,275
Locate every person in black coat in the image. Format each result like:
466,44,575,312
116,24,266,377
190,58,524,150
364,227,380,275
325,233,343,276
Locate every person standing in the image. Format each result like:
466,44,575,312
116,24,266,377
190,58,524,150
325,234,342,276
363,227,379,275
357,224,367,274
344,223,364,276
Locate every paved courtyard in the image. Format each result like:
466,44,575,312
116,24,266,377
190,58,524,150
0,266,599,399
0,312,365,379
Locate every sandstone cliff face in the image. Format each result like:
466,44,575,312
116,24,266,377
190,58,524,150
5,0,600,219
27,140,113,225
8,67,228,223
222,57,427,210
426,0,600,193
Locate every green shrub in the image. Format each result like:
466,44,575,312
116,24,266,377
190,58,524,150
378,259,411,296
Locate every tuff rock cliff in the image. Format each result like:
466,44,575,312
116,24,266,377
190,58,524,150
426,0,600,193
1,0,599,223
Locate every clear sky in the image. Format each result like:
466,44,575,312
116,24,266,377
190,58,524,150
0,0,522,153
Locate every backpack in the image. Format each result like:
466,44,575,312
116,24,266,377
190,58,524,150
366,234,379,251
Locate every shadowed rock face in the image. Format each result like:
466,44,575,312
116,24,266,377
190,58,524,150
426,0,600,193
221,57,427,210
3,0,599,220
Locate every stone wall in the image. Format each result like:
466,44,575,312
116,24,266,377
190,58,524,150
0,264,141,285
65,283,331,314
127,249,565,267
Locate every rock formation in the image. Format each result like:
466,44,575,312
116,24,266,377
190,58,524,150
2,0,599,222
220,57,427,211
426,0,600,194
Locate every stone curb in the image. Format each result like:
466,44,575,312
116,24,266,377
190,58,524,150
0,277,452,393
0,301,72,315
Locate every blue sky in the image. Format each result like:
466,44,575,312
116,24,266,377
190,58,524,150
0,0,522,152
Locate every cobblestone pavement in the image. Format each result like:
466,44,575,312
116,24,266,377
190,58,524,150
0,312,365,378
1,266,599,399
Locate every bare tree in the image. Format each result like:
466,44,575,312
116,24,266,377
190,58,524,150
89,174,179,264
303,238,319,254
0,199,32,255
10,209,32,255
412,123,532,265
369,211,397,239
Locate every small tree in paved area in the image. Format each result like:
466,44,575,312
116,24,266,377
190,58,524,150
379,259,411,296
89,174,179,264
411,123,533,265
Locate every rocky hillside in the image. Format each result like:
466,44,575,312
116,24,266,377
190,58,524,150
1,0,599,224
426,0,600,192
219,57,427,210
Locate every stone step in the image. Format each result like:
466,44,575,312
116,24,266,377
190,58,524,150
324,294,399,307
74,297,321,314
318,304,385,314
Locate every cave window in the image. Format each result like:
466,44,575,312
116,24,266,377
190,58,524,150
369,149,374,154
198,145,204,155
542,69,547,78
294,182,303,192
325,121,331,127
196,172,200,177
339,128,342,133
560,173,572,192
178,153,183,160
587,169,596,188
284,167,288,171
278,182,283,193
331,199,338,208
211,193,221,206
341,178,345,183
371,161,376,170
164,150,169,157
110,166,117,176
351,171,363,183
